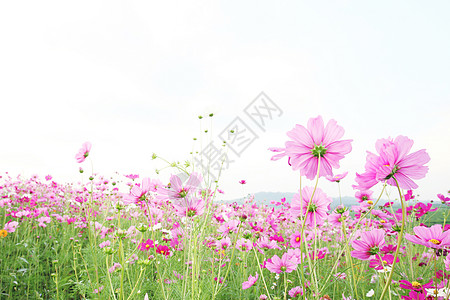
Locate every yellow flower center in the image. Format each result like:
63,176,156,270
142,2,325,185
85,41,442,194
380,220,386,223
295,237,300,242
412,281,421,288
429,239,441,245
367,200,373,205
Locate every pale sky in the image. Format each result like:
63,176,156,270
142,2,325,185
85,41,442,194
1,1,449,202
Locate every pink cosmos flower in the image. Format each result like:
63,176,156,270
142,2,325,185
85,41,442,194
124,178,152,205
289,231,302,248
283,116,352,180
156,245,170,256
239,180,246,185
325,172,348,183
351,229,386,260
139,239,154,251
438,193,450,205
173,197,205,218
404,224,450,249
75,142,92,163
288,286,303,297
290,186,332,227
400,291,427,300
265,253,298,274
355,190,373,203
399,279,433,292
4,221,19,233
236,238,253,252
242,273,258,290
161,173,202,201
355,135,430,190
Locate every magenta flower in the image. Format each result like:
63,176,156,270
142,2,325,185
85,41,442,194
265,253,298,274
399,279,433,292
404,224,450,249
290,186,332,227
351,229,386,260
75,142,92,163
242,273,258,290
400,291,427,300
355,135,430,190
283,116,352,180
239,180,246,185
139,239,154,251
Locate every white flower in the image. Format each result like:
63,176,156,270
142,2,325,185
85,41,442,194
425,287,450,298
366,289,374,297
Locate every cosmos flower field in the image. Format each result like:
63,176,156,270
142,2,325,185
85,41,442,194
1,116,450,300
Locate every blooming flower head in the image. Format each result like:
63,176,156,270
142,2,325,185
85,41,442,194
325,172,348,183
265,253,298,274
283,116,352,180
242,273,258,290
289,231,303,248
288,286,303,297
162,172,202,201
290,186,332,227
75,142,92,163
156,245,170,256
239,180,246,185
173,196,205,218
351,229,386,260
355,135,430,190
139,239,154,251
404,224,450,249
438,193,450,205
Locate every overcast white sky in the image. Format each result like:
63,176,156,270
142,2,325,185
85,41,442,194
1,1,449,201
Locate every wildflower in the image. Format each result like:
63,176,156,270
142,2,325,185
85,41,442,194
75,142,92,163
438,193,450,205
139,239,154,251
355,135,430,190
266,253,298,274
289,231,302,248
259,295,268,300
325,172,348,183
99,240,111,249
161,172,202,201
156,245,170,256
109,263,122,273
400,291,427,300
239,180,246,185
242,273,258,290
355,190,373,203
351,229,386,260
173,196,205,218
290,186,332,227
405,224,450,249
4,221,19,233
288,286,303,297
366,289,375,297
0,229,7,238
283,116,352,180
399,279,433,291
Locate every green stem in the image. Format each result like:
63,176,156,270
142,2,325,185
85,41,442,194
378,177,406,300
